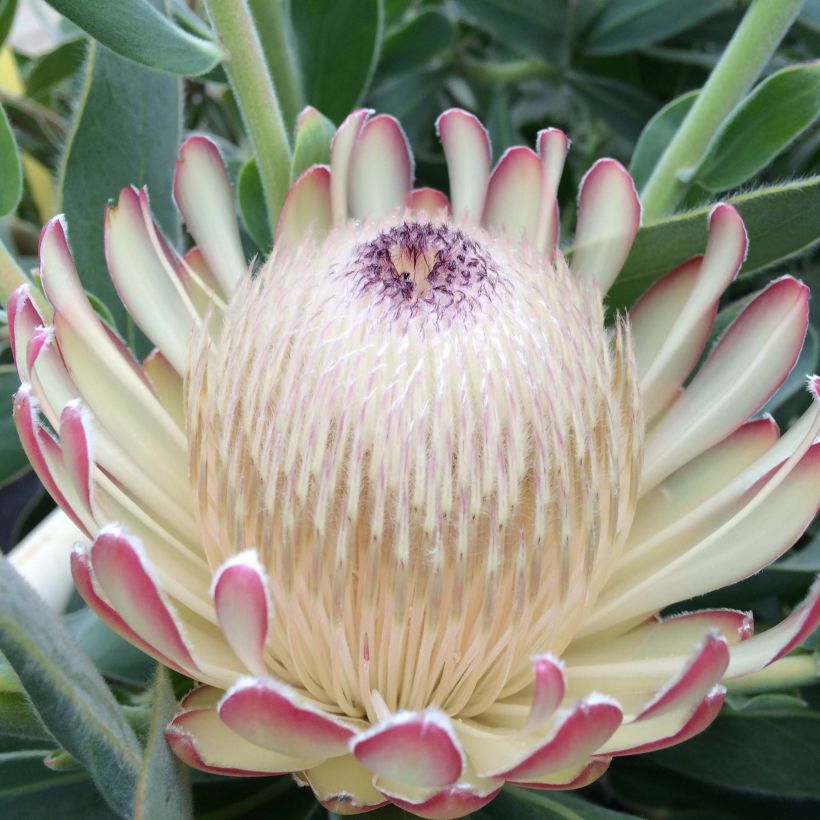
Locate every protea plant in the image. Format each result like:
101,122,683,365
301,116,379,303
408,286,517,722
8,108,819,819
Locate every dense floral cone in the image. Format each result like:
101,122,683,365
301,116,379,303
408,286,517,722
8,108,820,818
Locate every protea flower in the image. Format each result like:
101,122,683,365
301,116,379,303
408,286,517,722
8,108,820,819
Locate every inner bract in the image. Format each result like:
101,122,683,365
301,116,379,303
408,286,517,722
185,216,643,721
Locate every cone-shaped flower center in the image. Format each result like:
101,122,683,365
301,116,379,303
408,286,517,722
348,222,503,322
187,217,642,721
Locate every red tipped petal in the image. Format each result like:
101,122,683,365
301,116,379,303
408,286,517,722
630,256,714,420
305,755,389,815
536,128,569,254
211,551,271,675
727,578,820,678
219,677,355,759
179,685,223,711
605,686,725,756
572,159,641,293
406,187,450,216
482,146,543,244
167,706,314,776
383,784,502,819
644,276,810,489
348,114,413,220
330,108,372,225
352,710,465,788
71,548,191,676
490,696,622,781
637,633,729,720
276,164,332,246
104,186,194,374
88,526,200,675
13,386,89,536
26,326,53,377
58,401,94,516
638,203,747,433
658,609,754,644
174,136,246,295
524,654,566,731
436,109,491,223
508,757,611,790
8,285,44,380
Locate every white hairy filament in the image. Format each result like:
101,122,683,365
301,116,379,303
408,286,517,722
186,216,643,721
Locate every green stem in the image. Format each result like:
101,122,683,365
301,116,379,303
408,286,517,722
458,56,554,85
726,654,819,694
640,0,805,217
203,0,292,235
248,0,304,135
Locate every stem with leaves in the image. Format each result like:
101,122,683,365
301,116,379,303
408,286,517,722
640,0,806,218
459,57,555,85
203,0,293,235
248,0,304,135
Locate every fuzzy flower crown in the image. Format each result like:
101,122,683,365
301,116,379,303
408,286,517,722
8,107,820,819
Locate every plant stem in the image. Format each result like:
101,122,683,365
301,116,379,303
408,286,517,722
640,0,806,217
248,0,304,135
726,654,819,694
203,0,292,235
458,57,555,85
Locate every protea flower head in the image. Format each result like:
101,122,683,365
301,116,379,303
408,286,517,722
9,108,820,818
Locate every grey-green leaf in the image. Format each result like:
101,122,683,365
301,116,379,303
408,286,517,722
0,0,17,49
42,0,221,76
63,607,154,688
26,38,88,97
0,104,22,217
584,0,727,55
695,62,820,192
630,90,698,191
451,0,567,59
473,786,640,818
0,365,29,489
648,704,820,798
379,8,456,75
0,688,53,747
133,667,192,820
238,158,273,253
59,30,181,351
0,558,142,817
290,106,335,182
605,176,820,311
292,0,384,123
0,752,117,819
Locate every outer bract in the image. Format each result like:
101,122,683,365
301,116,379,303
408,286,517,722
10,108,820,818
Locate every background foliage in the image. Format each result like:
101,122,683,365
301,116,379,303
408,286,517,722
0,0,819,817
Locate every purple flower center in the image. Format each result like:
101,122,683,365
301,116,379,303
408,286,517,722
346,221,505,322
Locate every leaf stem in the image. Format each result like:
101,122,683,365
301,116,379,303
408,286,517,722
203,0,292,235
248,0,304,135
458,56,555,85
640,0,806,217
